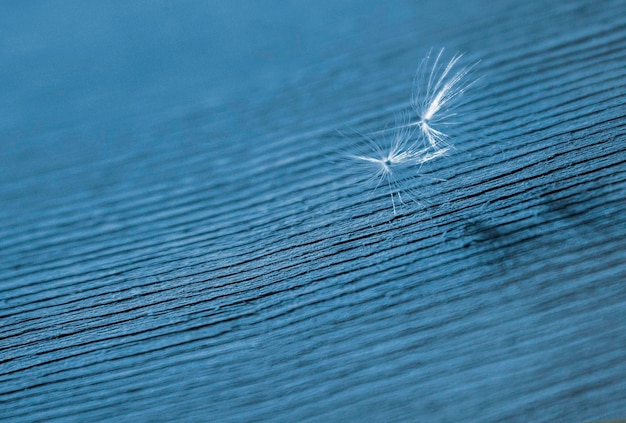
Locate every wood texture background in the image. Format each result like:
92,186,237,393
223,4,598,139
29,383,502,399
1,0,625,421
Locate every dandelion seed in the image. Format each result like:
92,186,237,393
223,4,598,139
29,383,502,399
331,48,477,215
410,48,479,149
344,115,448,215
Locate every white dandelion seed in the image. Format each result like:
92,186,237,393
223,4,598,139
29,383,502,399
410,48,479,150
345,115,448,215
331,48,478,215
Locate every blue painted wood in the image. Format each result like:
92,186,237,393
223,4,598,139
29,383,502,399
1,0,625,421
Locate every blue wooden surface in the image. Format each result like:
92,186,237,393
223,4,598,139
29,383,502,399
1,1,626,422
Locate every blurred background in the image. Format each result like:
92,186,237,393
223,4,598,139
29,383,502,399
0,0,513,132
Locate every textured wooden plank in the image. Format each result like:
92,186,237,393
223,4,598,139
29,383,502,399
1,0,626,422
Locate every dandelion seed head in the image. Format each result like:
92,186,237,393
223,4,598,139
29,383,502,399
410,48,479,149
341,114,447,215
331,48,477,216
